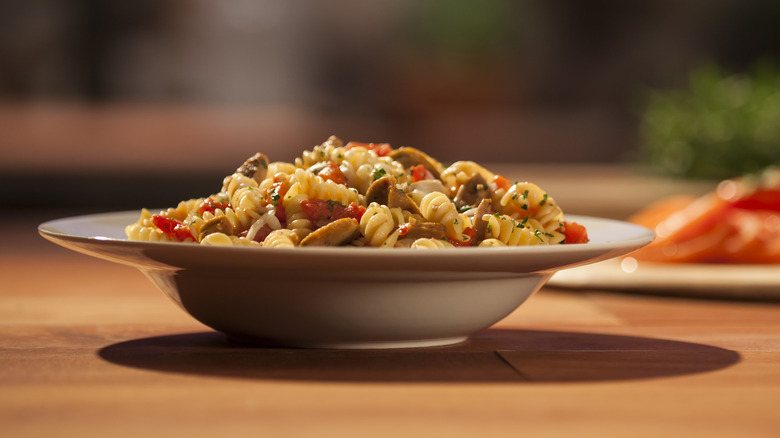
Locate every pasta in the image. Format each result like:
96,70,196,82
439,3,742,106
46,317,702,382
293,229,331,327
440,160,495,195
126,136,588,248
411,238,455,249
360,203,400,247
482,214,548,246
262,229,299,248
201,233,261,247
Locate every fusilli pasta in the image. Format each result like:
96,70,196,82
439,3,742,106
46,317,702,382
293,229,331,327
126,136,587,248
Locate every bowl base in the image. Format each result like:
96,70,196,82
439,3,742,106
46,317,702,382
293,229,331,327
227,335,469,350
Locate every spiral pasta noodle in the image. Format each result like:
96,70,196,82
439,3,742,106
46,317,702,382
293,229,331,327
360,203,400,247
483,214,549,246
262,229,299,248
201,233,261,247
290,168,361,205
441,161,495,194
125,215,177,242
296,135,346,169
282,183,314,240
126,136,587,248
418,192,474,243
499,181,565,237
411,238,454,249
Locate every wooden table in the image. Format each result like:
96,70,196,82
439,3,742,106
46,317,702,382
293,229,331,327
2,214,779,438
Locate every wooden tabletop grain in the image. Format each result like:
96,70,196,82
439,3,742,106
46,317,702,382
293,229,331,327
2,212,779,438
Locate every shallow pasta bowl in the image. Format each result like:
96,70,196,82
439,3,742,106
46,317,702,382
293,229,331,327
39,211,652,349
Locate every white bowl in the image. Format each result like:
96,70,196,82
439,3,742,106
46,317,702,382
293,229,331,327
39,212,652,349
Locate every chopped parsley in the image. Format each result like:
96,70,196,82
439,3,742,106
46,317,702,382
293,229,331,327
325,199,344,211
516,216,529,228
371,168,387,181
269,187,282,206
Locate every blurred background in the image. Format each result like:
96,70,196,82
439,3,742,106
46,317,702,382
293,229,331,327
3,0,780,214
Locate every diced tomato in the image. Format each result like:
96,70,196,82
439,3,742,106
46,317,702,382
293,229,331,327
347,203,367,221
492,174,511,192
563,221,589,244
274,204,287,224
152,215,193,242
317,161,348,185
300,199,366,228
448,227,477,247
410,164,434,182
345,141,393,157
197,197,229,216
267,180,289,208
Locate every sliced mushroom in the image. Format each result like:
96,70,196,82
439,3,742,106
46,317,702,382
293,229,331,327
198,216,235,242
397,218,447,242
471,198,493,244
221,152,270,192
300,218,360,247
365,177,422,216
236,152,270,184
365,176,394,205
389,147,443,179
387,186,422,216
453,173,491,210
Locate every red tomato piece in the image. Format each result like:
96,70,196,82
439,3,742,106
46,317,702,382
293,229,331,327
197,197,229,216
152,215,192,242
563,221,589,244
300,200,365,227
317,162,348,185
447,227,477,247
267,180,289,208
274,204,287,225
492,174,511,192
410,165,433,182
344,203,366,222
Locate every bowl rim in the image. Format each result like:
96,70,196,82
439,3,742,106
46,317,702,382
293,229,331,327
39,211,654,274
